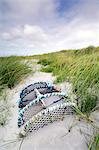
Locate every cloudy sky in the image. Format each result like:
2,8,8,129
0,0,99,56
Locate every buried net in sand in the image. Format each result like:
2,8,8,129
18,82,76,136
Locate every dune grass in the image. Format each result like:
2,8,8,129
88,133,99,150
0,56,32,94
38,46,99,114
0,56,32,126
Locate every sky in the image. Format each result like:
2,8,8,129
0,0,99,56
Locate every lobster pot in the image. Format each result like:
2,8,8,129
20,103,75,136
20,82,48,99
19,82,58,108
23,102,43,124
18,82,76,137
18,94,66,127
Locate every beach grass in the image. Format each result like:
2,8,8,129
0,56,32,125
37,46,99,113
0,56,32,94
88,133,99,150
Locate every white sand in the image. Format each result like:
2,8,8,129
0,63,98,150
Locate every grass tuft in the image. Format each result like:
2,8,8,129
0,57,32,90
38,58,52,66
88,134,99,150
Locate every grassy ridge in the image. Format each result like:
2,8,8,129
0,56,32,93
38,46,99,113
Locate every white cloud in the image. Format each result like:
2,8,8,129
0,0,99,56
0,0,58,28
1,20,99,55
23,25,48,42
1,25,48,41
1,27,22,40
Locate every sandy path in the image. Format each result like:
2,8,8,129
0,62,97,150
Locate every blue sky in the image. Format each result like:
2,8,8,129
0,0,99,56
58,0,80,13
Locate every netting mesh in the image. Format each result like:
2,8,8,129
23,101,43,123
19,82,58,108
20,103,75,136
18,82,76,136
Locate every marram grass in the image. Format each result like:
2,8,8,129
0,56,32,125
38,46,99,113
88,133,99,150
0,56,32,92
